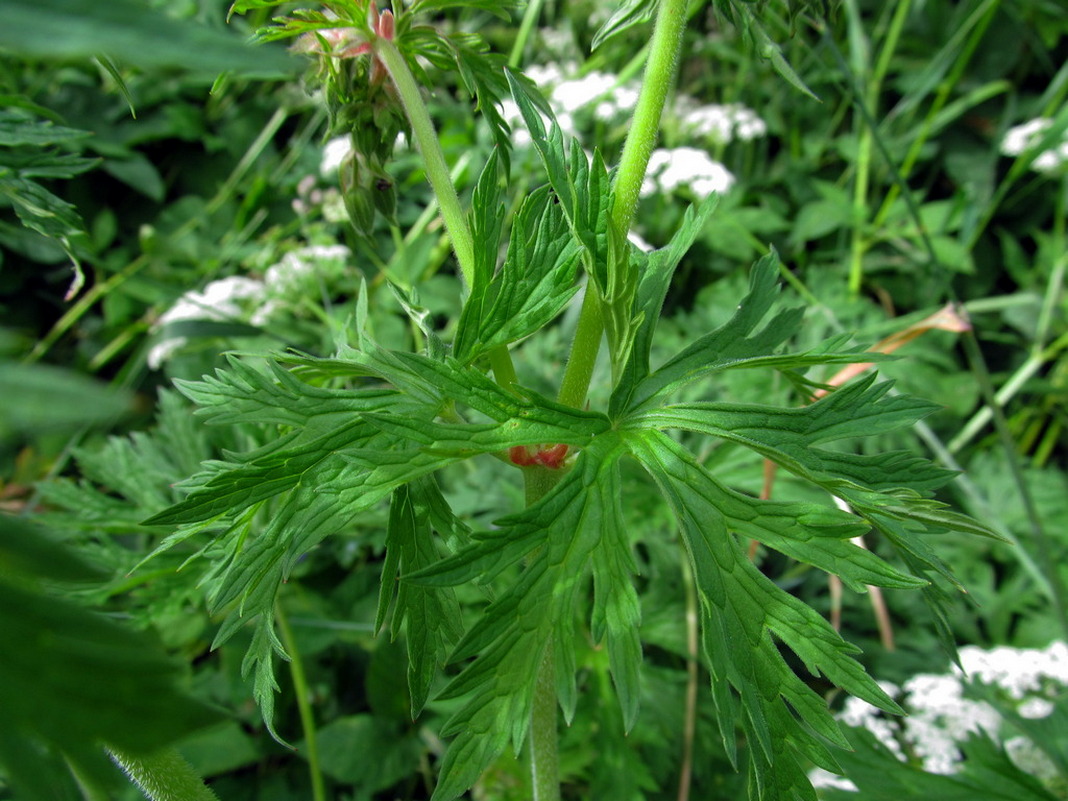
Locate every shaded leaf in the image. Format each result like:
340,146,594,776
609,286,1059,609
1,0,299,75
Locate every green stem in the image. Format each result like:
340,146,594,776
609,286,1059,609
556,285,604,408
108,747,219,801
610,0,688,236
530,642,560,801
375,36,519,386
374,38,475,288
523,6,694,799
846,0,912,296
508,0,547,69
277,602,326,801
555,0,689,410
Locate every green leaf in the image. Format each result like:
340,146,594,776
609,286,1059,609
609,193,720,417
313,715,423,789
410,436,633,801
591,0,658,50
617,252,893,413
714,1,820,101
0,174,86,243
0,362,131,438
824,726,1060,801
466,146,505,295
627,430,897,795
455,184,582,364
0,516,220,799
627,374,950,491
0,107,92,147
379,480,463,715
692,475,927,592
504,68,612,283
411,0,518,19
1,0,299,75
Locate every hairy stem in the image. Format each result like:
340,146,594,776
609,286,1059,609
374,38,475,288
374,36,518,386
611,0,687,236
555,0,689,409
677,552,699,801
556,285,603,408
277,602,326,801
108,747,219,801
530,642,561,801
524,7,694,798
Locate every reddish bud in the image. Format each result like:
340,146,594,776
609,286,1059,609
533,443,569,469
377,8,395,40
508,446,537,467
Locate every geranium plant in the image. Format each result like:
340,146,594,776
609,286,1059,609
131,1,997,799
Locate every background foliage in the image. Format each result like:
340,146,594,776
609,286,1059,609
1,0,1067,799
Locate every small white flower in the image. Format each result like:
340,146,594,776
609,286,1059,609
674,97,767,144
1018,697,1054,719
551,72,617,114
1001,118,1052,155
149,276,266,369
320,135,353,176
627,230,654,253
263,244,350,297
641,147,735,198
808,767,858,792
1000,117,1068,173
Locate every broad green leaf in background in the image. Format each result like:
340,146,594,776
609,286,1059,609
0,516,220,800
0,362,131,438
0,0,299,75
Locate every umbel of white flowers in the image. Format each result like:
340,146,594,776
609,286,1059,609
1001,117,1068,174
809,641,1068,792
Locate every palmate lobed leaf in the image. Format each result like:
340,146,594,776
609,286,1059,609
407,437,637,800
454,183,582,364
134,227,990,801
627,430,898,797
378,479,464,716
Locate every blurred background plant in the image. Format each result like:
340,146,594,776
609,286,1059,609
1,0,1066,798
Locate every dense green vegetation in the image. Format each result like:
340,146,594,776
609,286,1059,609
2,1,1067,799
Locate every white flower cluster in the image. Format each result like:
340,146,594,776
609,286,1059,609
148,245,350,369
497,62,638,145
497,63,763,203
640,147,736,199
1001,117,1068,173
810,641,1068,793
674,95,767,143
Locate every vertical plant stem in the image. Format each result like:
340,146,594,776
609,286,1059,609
374,38,476,288
509,0,547,69
610,0,688,237
522,5,695,798
276,602,327,801
846,0,912,295
530,641,561,801
556,0,690,409
556,285,604,408
676,553,699,801
374,36,519,386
